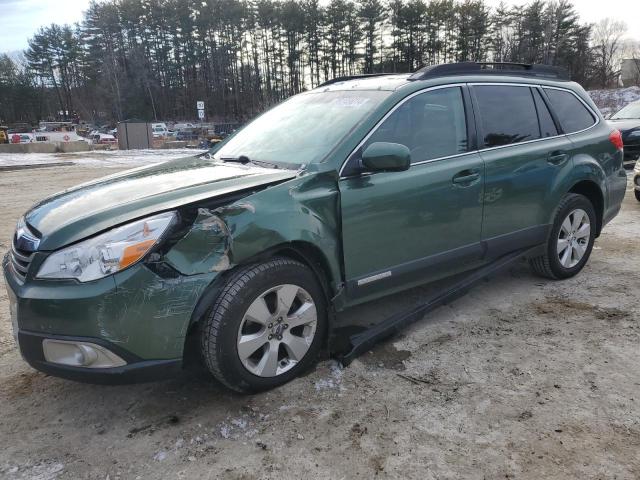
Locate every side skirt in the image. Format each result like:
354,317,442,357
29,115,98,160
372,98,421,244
336,246,538,366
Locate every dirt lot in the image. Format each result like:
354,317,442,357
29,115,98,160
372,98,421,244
0,164,639,479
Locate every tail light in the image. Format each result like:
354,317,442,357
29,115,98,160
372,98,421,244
609,129,624,151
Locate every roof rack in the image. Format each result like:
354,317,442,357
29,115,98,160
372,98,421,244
409,62,570,81
318,73,400,87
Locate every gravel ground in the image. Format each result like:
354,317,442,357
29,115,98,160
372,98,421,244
0,163,639,480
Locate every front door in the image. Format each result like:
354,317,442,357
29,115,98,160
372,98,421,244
339,86,485,304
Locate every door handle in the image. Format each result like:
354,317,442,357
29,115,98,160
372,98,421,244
547,150,568,166
452,169,481,185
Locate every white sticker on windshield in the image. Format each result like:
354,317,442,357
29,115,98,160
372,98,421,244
332,97,371,108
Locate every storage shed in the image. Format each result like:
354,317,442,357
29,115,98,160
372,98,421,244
117,120,153,150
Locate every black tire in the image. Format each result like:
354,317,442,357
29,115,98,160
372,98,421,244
529,193,596,280
635,189,640,202
200,257,327,393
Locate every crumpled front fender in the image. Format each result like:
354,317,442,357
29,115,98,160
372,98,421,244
163,172,343,296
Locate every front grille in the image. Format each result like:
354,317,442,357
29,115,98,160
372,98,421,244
10,236,35,283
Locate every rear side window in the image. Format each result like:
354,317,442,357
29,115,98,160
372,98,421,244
533,89,558,138
474,85,540,147
544,89,595,133
363,87,468,163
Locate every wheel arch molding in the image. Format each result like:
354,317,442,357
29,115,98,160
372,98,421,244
185,241,338,330
182,241,337,365
567,179,605,236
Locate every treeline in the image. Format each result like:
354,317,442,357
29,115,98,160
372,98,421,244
0,0,621,125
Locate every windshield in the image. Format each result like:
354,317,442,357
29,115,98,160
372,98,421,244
611,102,640,119
213,90,391,166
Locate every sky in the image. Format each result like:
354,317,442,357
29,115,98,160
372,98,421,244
0,0,90,53
0,0,638,54
484,0,640,37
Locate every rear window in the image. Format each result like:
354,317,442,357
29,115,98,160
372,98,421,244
474,85,540,148
544,89,595,133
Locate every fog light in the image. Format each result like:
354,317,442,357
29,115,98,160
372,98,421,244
42,339,126,368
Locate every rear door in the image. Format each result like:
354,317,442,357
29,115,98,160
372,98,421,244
339,85,485,303
471,83,574,257
543,87,623,213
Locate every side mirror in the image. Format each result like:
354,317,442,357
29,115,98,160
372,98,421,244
361,142,411,172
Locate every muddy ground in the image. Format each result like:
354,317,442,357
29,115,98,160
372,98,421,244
0,164,639,479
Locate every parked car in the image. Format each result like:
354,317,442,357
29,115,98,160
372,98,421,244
608,100,640,167
91,133,118,146
3,62,626,392
173,122,195,131
176,129,200,142
152,123,169,138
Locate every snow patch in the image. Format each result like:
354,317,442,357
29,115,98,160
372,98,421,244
219,423,232,439
1,461,64,479
314,360,344,391
230,418,247,429
217,414,258,440
589,86,640,117
0,148,206,168
153,451,167,462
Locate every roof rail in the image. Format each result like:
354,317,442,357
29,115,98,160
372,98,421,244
318,73,399,87
409,62,570,81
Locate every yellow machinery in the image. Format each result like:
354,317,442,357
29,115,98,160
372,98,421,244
0,126,8,144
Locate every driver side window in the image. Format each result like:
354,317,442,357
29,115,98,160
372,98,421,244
363,87,469,165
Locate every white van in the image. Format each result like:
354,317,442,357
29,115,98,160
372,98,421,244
152,123,169,138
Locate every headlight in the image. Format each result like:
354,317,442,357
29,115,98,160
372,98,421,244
37,211,176,282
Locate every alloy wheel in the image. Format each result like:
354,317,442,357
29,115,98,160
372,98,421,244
236,284,317,377
557,208,591,268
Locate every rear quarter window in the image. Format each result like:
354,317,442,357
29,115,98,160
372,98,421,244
544,88,596,133
533,89,558,138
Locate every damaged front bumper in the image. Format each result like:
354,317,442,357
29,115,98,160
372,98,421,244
3,252,217,384
16,330,183,384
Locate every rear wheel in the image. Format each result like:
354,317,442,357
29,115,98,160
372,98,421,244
200,257,326,393
635,190,640,202
529,193,596,280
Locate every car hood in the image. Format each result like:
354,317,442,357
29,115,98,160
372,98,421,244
26,155,299,250
608,118,640,132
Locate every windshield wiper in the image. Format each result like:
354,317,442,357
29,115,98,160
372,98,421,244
221,155,251,164
220,155,280,169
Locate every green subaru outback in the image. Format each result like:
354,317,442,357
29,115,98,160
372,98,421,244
3,63,627,392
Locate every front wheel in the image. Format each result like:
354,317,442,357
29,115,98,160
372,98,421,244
200,257,327,393
529,193,596,280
